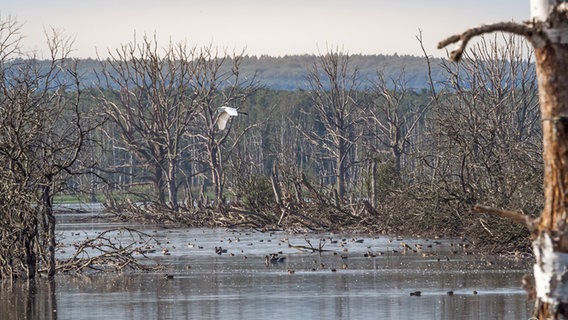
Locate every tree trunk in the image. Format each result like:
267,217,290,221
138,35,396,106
371,157,378,208
532,29,568,320
209,142,224,206
167,159,178,210
41,184,56,278
152,164,166,205
393,147,402,184
529,1,568,318
336,137,346,200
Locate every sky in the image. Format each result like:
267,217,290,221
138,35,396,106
3,0,528,59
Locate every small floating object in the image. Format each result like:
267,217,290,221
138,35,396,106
473,290,478,295
215,246,227,255
287,269,295,275
165,274,174,280
410,291,421,296
364,251,376,258
265,253,286,265
447,291,454,296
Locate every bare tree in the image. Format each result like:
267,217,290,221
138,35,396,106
432,33,541,213
366,68,431,184
0,18,93,279
96,34,201,210
186,47,258,207
438,1,568,318
304,47,364,201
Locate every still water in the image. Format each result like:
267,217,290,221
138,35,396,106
1,210,533,320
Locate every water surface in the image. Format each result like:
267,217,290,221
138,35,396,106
1,212,533,320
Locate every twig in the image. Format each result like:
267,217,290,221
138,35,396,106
438,22,536,61
287,239,332,253
472,204,535,230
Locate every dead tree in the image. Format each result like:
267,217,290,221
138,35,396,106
432,34,541,239
367,68,432,186
0,19,94,280
304,47,364,200
438,1,568,318
96,35,202,210
187,47,258,207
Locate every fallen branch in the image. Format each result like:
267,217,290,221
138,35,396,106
287,238,332,253
472,204,536,231
58,227,162,273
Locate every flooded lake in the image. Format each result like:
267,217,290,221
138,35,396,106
1,209,533,319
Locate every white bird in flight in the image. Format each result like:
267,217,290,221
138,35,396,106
216,106,239,130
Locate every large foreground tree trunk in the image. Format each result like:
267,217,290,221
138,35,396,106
532,17,568,319
438,1,568,318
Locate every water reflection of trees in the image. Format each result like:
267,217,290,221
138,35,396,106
0,279,57,320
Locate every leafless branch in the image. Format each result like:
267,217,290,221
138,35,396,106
438,22,536,61
472,204,536,230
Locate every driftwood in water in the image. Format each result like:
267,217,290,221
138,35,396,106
287,238,332,253
57,227,161,273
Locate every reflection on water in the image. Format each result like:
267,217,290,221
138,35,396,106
1,217,533,320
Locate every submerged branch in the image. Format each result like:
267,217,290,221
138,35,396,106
57,227,162,273
287,238,332,253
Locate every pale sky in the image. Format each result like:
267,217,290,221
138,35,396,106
3,0,527,59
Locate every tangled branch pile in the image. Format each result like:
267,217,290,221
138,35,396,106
57,228,162,273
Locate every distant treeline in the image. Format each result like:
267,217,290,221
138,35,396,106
65,54,447,91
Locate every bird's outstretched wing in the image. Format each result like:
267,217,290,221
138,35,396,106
216,106,239,130
224,106,238,116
